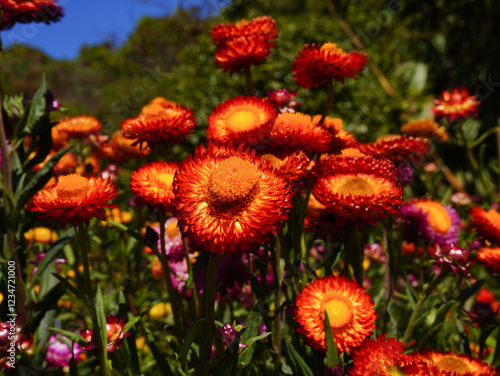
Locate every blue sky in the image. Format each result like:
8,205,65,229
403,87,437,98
2,0,219,60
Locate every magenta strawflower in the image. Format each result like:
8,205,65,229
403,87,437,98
46,335,83,368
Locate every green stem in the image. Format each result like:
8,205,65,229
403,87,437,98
341,226,361,284
457,121,479,172
317,80,333,126
183,237,199,318
77,223,107,376
157,214,182,330
270,234,283,376
401,272,447,345
244,67,254,96
496,128,500,190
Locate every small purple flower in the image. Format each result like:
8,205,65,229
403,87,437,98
149,218,185,261
46,335,83,368
429,243,473,277
324,366,346,376
396,160,414,186
31,253,66,275
219,324,237,347
363,243,386,263
169,259,191,297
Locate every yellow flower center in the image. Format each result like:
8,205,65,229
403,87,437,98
435,356,471,374
320,42,346,56
226,109,259,133
155,172,175,190
415,202,451,234
261,154,283,169
323,295,353,328
166,220,179,239
337,176,375,196
56,174,90,200
387,366,406,376
208,157,260,213
235,19,250,28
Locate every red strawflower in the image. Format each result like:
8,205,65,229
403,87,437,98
29,174,119,227
81,316,129,353
292,43,367,89
432,87,480,122
469,206,500,246
0,0,63,30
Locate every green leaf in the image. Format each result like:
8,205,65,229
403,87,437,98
180,318,206,365
108,221,156,249
49,328,87,345
122,315,142,333
238,305,260,367
13,75,46,141
283,340,314,376
145,327,176,376
324,311,339,367
32,227,76,284
95,285,109,370
51,273,84,300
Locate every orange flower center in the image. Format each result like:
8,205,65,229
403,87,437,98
375,134,400,143
415,202,451,234
56,174,90,200
235,19,250,28
320,42,346,56
208,157,260,213
340,148,363,157
323,295,353,328
337,176,374,196
166,220,179,239
435,356,470,374
226,108,259,133
155,172,175,190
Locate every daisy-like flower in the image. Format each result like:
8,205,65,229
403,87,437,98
269,112,334,153
401,119,449,143
312,115,358,153
412,350,498,376
432,87,480,122
210,16,278,46
207,95,276,147
81,316,129,353
140,97,179,115
349,335,430,376
294,275,377,353
121,103,197,149
359,135,431,165
32,150,78,176
292,43,368,89
24,227,58,244
173,143,293,257
469,206,500,245
0,0,63,30
130,161,178,213
313,155,404,226
100,131,151,163
260,150,311,181
52,115,102,140
29,174,119,227
400,199,461,247
476,247,500,274
210,16,278,75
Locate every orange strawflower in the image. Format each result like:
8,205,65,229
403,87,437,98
412,350,498,376
0,0,63,30
32,150,78,176
173,143,293,257
207,95,276,147
121,103,197,149
52,115,102,140
210,16,278,75
100,131,151,163
260,150,310,181
140,97,178,115
24,227,58,244
269,112,334,153
476,247,500,274
104,208,133,225
469,206,500,245
401,119,449,142
29,174,119,227
432,87,480,122
292,43,367,89
313,154,403,226
294,275,376,353
130,161,178,213
359,135,431,164
312,115,358,152
349,335,430,376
